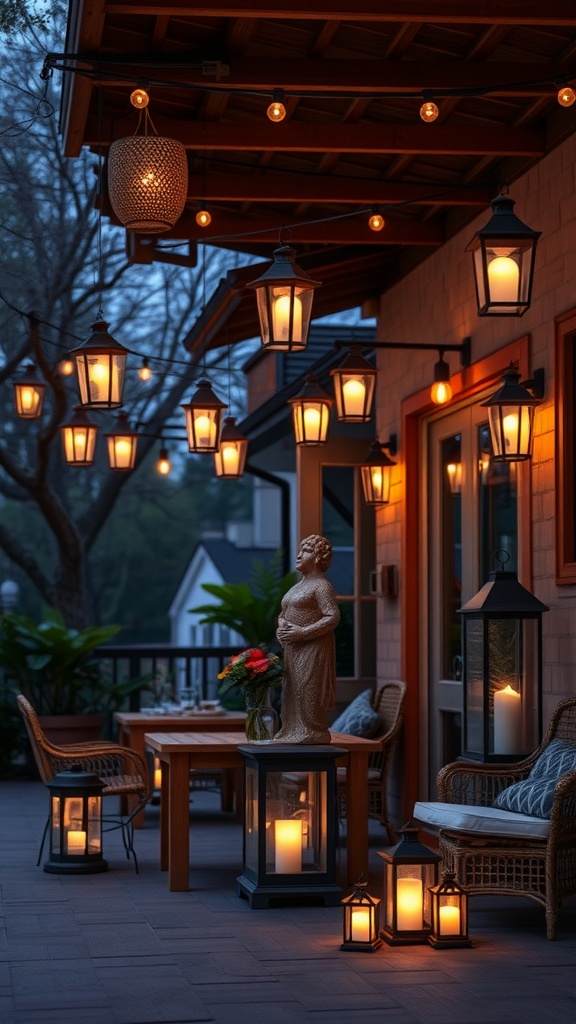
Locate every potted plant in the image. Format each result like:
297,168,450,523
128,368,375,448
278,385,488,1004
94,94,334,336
0,607,134,743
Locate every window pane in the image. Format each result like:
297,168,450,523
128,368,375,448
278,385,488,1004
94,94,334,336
478,423,518,580
440,434,462,680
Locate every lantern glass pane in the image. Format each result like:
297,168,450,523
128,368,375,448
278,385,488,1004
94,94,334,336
87,796,102,854
184,406,222,453
15,384,44,418
292,402,330,445
335,373,376,422
263,770,327,874
464,617,485,755
245,764,259,873
361,463,391,504
62,425,96,465
76,352,126,407
256,285,313,351
488,404,534,460
108,435,137,470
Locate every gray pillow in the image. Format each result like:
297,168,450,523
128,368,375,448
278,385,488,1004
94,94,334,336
493,739,576,818
331,689,382,738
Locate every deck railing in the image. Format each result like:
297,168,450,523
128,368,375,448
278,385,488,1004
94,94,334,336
97,643,239,710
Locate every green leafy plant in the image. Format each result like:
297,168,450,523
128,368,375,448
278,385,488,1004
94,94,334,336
189,553,298,650
0,608,131,715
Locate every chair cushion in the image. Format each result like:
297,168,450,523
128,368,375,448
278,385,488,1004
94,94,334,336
492,739,576,818
330,689,382,738
413,800,550,840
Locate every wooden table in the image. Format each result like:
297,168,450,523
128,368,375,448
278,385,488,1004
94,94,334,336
145,729,380,891
114,710,247,825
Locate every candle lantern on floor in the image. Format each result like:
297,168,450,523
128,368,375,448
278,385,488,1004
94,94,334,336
428,871,472,949
341,878,382,952
236,745,345,908
458,554,548,762
378,824,440,944
44,767,107,874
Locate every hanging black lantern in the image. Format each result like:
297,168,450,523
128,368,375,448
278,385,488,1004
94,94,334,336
330,348,377,423
61,406,98,466
247,245,321,352
465,192,540,317
70,320,129,409
13,364,46,419
213,416,249,478
181,379,227,454
288,376,333,446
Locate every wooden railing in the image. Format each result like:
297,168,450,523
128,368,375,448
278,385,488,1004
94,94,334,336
97,643,239,710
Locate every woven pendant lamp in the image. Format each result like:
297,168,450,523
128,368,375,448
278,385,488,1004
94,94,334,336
107,90,188,234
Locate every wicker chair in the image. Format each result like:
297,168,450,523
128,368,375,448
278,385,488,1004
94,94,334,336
17,694,151,872
419,698,576,940
337,679,407,844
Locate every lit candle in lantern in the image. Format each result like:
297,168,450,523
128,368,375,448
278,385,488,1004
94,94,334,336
396,877,423,930
221,443,239,473
20,386,38,413
342,377,366,417
194,414,216,447
273,293,302,342
439,904,461,935
371,468,383,494
67,830,86,854
303,406,321,435
487,254,519,302
274,819,302,873
350,907,371,942
493,684,522,754
114,438,133,466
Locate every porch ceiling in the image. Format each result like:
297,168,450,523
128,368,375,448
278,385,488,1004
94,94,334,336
58,2,576,349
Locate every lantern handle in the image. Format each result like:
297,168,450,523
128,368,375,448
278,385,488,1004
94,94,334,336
492,550,510,571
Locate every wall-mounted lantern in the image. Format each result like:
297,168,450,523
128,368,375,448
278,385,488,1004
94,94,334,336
482,364,544,462
465,192,540,317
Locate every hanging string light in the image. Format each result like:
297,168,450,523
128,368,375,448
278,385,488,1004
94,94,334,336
156,445,171,475
430,352,452,406
107,87,188,234
556,82,576,107
368,205,385,232
195,205,212,227
59,358,74,377
267,89,287,122
419,91,439,122
138,356,152,382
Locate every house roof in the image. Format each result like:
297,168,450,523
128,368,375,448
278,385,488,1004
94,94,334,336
56,4,576,350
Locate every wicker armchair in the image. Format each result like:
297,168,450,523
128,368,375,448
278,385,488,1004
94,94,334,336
421,698,576,940
337,679,407,843
17,694,151,872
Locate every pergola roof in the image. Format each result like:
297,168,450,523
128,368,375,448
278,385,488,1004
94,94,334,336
57,2,576,350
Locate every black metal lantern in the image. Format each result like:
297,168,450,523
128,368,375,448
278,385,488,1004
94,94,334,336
330,347,377,423
44,767,107,874
465,192,540,317
213,416,249,477
459,559,549,762
13,363,46,419
378,824,441,945
360,437,397,506
236,745,344,908
104,412,139,470
181,379,227,454
70,320,129,409
247,245,321,352
60,406,98,466
482,364,544,462
341,878,382,952
428,871,472,949
288,376,333,446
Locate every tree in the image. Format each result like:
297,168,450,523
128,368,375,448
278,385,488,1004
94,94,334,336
0,10,256,629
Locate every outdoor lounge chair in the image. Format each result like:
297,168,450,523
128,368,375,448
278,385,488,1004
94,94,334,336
17,694,151,872
414,697,576,939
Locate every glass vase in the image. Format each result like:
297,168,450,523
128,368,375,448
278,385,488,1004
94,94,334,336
245,689,279,743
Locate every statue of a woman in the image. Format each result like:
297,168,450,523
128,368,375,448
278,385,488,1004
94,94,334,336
274,534,340,744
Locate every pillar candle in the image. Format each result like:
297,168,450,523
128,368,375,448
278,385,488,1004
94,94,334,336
274,819,302,873
67,830,86,854
396,877,423,930
439,904,461,935
350,907,371,942
493,684,522,754
342,377,366,417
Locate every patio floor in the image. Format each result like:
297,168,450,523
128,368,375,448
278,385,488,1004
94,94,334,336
1,779,575,1024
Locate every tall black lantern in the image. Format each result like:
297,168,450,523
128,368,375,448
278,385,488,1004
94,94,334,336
236,745,344,908
44,768,107,874
459,563,549,762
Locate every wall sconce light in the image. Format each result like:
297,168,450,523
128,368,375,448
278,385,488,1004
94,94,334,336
70,320,129,409
213,416,249,477
44,768,107,875
330,347,377,423
465,190,541,316
360,436,397,506
428,871,472,949
138,356,152,382
267,89,287,122
288,376,333,446
195,205,212,227
378,824,441,945
156,445,171,476
368,205,385,232
247,245,321,352
341,878,382,952
419,91,439,122
61,407,98,466
430,351,452,405
482,363,545,462
107,87,188,234
104,412,139,470
181,379,227,453
13,364,46,419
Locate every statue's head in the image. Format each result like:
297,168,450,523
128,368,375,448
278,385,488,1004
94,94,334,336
299,534,333,573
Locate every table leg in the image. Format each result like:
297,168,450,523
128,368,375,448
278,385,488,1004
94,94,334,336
345,751,370,884
126,727,147,828
168,754,191,891
159,760,169,871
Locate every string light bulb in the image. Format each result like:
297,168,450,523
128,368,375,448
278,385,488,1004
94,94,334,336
420,92,439,123
130,86,150,109
267,89,287,123
59,358,74,376
156,446,171,476
368,206,385,232
430,353,452,405
557,83,576,107
196,205,212,227
138,356,152,382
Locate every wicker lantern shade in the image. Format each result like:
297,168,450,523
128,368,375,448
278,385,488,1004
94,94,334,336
108,135,188,234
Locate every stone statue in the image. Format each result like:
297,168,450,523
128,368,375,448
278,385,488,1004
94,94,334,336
274,534,340,744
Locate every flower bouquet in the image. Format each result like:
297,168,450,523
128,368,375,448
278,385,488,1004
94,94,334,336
218,647,283,741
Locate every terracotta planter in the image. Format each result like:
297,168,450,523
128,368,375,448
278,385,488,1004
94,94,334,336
39,714,105,745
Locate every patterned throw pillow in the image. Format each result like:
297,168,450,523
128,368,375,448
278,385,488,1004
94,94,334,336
331,689,382,738
493,739,576,818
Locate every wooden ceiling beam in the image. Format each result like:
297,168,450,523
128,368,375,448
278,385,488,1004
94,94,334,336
103,2,576,27
185,172,491,205
87,119,544,155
